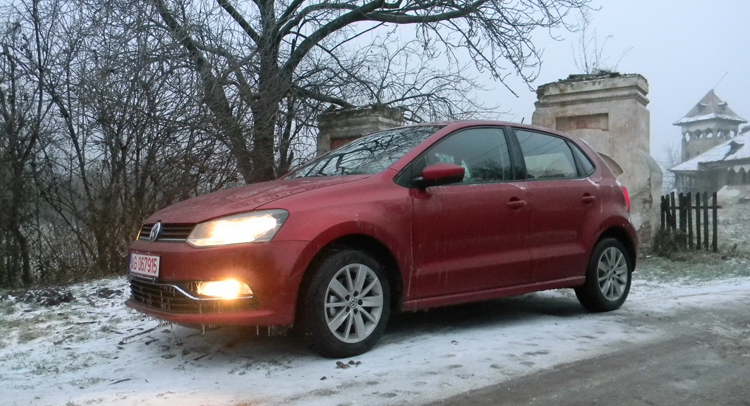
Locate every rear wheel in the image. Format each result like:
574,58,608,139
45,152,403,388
300,249,390,358
575,238,632,312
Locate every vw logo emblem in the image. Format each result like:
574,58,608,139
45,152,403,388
149,221,162,242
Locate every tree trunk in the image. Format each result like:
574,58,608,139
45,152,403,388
152,0,257,183
10,160,32,286
250,69,283,182
248,0,283,183
10,225,32,286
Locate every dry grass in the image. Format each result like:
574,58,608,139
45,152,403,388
639,252,750,282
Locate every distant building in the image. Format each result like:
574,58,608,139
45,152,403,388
670,90,749,194
671,131,750,193
674,90,747,163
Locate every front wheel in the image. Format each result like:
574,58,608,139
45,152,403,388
575,238,632,312
300,249,390,358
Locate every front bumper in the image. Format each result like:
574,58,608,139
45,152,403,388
125,297,281,326
125,239,310,326
127,277,259,313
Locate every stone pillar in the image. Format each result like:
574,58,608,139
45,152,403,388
532,72,662,251
317,107,404,156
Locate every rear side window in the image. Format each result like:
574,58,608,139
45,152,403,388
568,141,595,176
515,130,578,180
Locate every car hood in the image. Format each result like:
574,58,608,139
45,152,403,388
144,176,370,224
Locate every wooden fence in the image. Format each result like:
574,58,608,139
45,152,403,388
660,191,719,252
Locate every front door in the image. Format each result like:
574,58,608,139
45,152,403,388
409,127,531,299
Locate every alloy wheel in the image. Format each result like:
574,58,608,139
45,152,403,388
597,247,629,301
324,263,384,343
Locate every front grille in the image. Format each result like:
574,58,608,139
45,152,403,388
129,278,257,314
138,223,195,242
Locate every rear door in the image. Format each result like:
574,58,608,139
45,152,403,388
408,126,531,298
511,128,601,283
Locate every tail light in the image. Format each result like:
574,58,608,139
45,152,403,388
619,183,631,213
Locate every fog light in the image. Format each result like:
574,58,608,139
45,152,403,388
196,280,253,299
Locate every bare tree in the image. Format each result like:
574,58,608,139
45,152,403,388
572,12,630,75
0,0,594,288
299,36,491,122
148,0,592,183
0,0,53,287
0,0,240,287
659,142,682,192
35,0,238,279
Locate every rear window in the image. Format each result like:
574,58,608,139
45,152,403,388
568,141,595,176
515,129,578,180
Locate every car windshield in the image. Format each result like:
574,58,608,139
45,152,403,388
289,126,442,178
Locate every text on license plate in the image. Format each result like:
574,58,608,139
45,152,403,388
130,253,160,278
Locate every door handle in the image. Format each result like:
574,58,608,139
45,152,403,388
582,194,596,204
507,198,527,209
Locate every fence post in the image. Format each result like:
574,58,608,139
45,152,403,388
687,192,693,250
660,195,666,230
712,191,718,253
695,192,701,251
678,193,686,248
703,191,709,251
679,193,686,228
669,192,677,232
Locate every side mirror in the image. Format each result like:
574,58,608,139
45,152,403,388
415,163,465,188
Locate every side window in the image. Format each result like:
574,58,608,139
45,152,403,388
568,141,595,176
515,129,578,180
420,127,513,184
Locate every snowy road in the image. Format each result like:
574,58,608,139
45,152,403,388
1,259,749,406
429,286,750,405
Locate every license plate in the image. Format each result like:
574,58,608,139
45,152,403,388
130,253,160,278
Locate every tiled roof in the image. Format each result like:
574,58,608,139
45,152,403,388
673,90,747,126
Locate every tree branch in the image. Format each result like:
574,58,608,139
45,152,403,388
278,2,359,39
151,0,256,182
293,85,355,108
278,0,307,27
282,0,392,75
215,0,261,45
365,0,487,24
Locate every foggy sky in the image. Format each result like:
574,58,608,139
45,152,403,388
494,0,750,166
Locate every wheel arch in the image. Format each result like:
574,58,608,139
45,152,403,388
295,234,405,323
596,226,637,269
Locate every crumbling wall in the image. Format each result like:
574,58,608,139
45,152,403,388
316,107,404,156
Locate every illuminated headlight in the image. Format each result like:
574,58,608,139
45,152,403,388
196,280,253,299
187,209,288,247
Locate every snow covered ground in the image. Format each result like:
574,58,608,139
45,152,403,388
1,256,748,406
718,200,750,255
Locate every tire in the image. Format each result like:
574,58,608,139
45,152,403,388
575,238,632,313
299,249,391,358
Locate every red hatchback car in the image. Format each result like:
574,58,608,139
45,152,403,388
126,121,637,357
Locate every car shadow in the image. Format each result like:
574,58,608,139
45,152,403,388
384,291,586,342
127,291,586,362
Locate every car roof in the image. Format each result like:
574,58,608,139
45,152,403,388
397,120,572,139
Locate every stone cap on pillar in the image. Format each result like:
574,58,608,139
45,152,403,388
317,106,404,156
535,72,649,108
